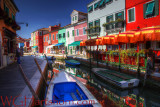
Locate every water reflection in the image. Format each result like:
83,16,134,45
52,60,160,107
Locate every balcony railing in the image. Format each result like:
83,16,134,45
86,26,101,36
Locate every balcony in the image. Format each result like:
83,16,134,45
0,7,20,31
86,26,101,36
103,19,125,34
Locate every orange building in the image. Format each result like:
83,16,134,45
0,0,20,69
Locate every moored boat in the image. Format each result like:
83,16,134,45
65,59,81,66
92,68,139,89
45,71,101,107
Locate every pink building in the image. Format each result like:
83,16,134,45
74,19,87,54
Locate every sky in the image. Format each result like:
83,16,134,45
14,0,93,39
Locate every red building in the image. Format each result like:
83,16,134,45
32,28,49,53
43,24,61,53
126,0,160,50
24,38,31,52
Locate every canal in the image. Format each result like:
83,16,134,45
50,59,160,107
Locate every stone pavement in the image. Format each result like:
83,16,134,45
0,56,44,107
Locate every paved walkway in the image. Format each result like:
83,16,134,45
0,56,44,107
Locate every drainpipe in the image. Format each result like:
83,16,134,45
137,26,140,79
97,35,98,67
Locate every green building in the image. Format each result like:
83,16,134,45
57,28,67,54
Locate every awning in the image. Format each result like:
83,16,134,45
54,43,64,46
69,41,81,47
46,44,55,49
32,46,37,48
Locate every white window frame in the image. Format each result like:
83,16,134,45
77,29,79,36
127,7,136,23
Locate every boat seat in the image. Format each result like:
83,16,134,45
70,93,78,100
76,89,83,99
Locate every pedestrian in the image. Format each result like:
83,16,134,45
146,52,153,79
16,48,20,64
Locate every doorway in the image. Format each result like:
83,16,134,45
146,41,151,49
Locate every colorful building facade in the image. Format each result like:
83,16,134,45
58,28,66,54
74,20,87,55
0,0,20,69
31,28,48,53
43,25,60,53
126,0,160,50
87,0,125,50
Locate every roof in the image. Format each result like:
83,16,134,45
87,0,97,6
32,28,49,33
71,9,87,16
11,0,19,12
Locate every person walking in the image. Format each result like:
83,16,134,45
16,48,20,64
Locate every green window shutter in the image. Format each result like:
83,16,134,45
99,0,104,7
155,0,159,16
105,0,109,3
143,4,147,18
88,6,93,12
94,2,99,9
12,14,15,20
72,30,74,36
73,17,74,21
145,2,155,16
68,31,69,37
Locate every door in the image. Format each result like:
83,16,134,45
70,49,72,54
146,41,151,49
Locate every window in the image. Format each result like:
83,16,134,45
49,34,51,40
95,19,100,26
67,31,69,37
4,4,9,16
39,32,42,36
73,17,74,21
46,37,48,41
115,11,124,20
77,29,79,36
89,22,93,28
106,15,114,29
44,37,45,42
59,34,61,39
88,5,93,12
128,7,135,23
56,34,58,40
75,16,77,20
83,27,86,35
72,30,74,36
144,0,159,18
53,34,54,40
63,33,65,38
12,14,15,20
107,15,113,22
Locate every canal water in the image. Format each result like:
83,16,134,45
50,59,160,107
